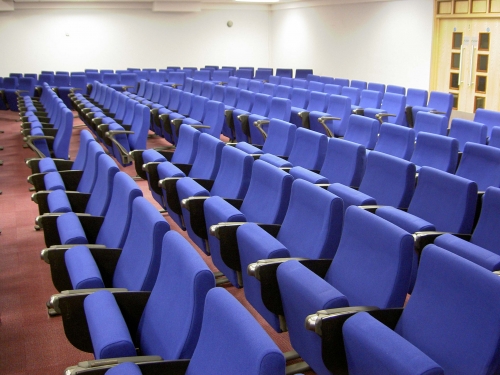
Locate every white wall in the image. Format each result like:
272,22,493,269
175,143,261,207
270,0,434,89
0,7,270,76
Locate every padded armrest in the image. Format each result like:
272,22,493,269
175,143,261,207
106,130,135,165
413,231,472,257
181,196,210,240
57,291,151,353
304,306,402,375
45,247,122,292
250,258,333,316
32,190,90,216
158,177,184,215
142,162,164,196
70,360,190,375
67,355,163,373
318,116,341,138
40,214,104,248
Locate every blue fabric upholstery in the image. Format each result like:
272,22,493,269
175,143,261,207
345,244,500,375
374,123,415,161
410,132,459,173
455,142,500,190
203,160,293,287
247,97,291,146
84,290,136,359
411,91,453,123
474,108,500,138
328,151,416,211
343,115,379,150
65,246,105,289
413,112,448,137
238,179,344,330
309,94,351,137
277,206,413,375
364,92,406,125
57,212,89,245
448,118,488,151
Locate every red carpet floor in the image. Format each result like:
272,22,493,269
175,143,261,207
0,110,314,374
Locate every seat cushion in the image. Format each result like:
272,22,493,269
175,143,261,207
376,206,435,233
64,245,105,289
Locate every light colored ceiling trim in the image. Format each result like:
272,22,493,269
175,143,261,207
152,0,201,11
0,0,14,10
270,0,405,10
13,1,151,9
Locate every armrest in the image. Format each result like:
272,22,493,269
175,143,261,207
429,110,445,115
121,85,135,91
25,135,54,158
57,291,151,353
32,190,90,216
237,114,249,122
254,119,270,140
41,243,107,263
181,197,210,240
39,214,105,248
106,131,135,165
158,177,183,215
142,162,164,196
16,89,29,97
318,116,341,138
71,360,190,375
249,258,333,316
171,118,185,137
67,355,163,373
413,231,472,258
46,247,122,293
130,150,147,180
304,306,402,375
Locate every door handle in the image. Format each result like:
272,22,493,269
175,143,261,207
459,45,465,86
469,45,476,86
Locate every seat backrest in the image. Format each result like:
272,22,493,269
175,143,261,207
210,146,254,199
168,124,199,164
237,77,250,90
427,91,453,119
350,80,367,90
290,88,309,108
374,122,415,161
189,95,208,122
18,77,36,96
295,69,313,79
201,81,214,99
474,108,500,138
275,85,292,99
37,73,54,86
341,86,361,105
236,119,294,157
334,78,350,87
358,89,383,109
413,112,448,137
188,133,225,180
53,75,70,87
135,79,148,97
86,72,102,84
212,70,230,83
72,130,96,171
321,137,366,187
183,77,193,93
3,77,18,89
278,179,344,258
367,82,386,93
96,172,143,248
386,84,406,95
70,75,87,91
292,78,308,89
84,154,120,216
380,92,406,124
490,126,500,149
211,84,225,102
168,72,186,86
276,68,293,78
191,80,203,96
448,118,488,151
280,77,293,87
323,84,341,95
408,166,478,233
149,71,167,83
113,197,170,291
183,288,285,375
137,231,215,359
51,108,74,160
267,97,292,122
178,92,194,116
127,103,150,150
236,89,255,112
359,151,416,209
268,75,281,85
306,91,328,112
200,100,225,138
322,94,351,137
455,142,500,191
223,86,239,106
254,69,272,81
248,80,263,93
468,187,500,252
235,69,253,79
240,160,294,224
318,77,333,85
167,87,183,112
308,81,325,93
395,244,500,375
326,206,413,307
76,141,105,193
306,74,321,82
251,93,271,116
103,73,119,85
288,127,328,171
120,73,138,91
227,76,239,87
262,82,277,96
343,115,379,150
406,88,428,107
410,132,459,173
